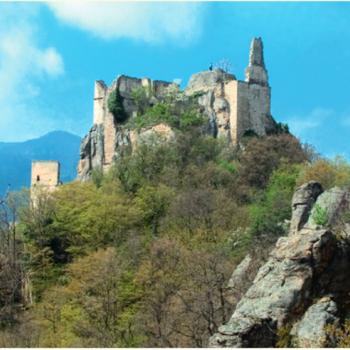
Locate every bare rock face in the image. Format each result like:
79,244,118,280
210,183,350,348
77,124,104,181
290,181,323,232
291,297,339,347
185,69,236,96
307,187,349,228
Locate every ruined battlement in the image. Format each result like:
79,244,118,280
93,75,178,125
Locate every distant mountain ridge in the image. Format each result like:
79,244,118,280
0,131,81,196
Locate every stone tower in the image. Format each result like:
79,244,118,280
227,36,272,144
245,37,268,86
185,37,273,144
31,161,60,203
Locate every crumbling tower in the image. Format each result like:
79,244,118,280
30,161,60,204
223,37,272,144
93,80,108,125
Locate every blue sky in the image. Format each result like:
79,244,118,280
1,2,350,159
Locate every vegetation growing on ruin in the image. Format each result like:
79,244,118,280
107,88,128,123
126,100,205,132
131,86,151,116
3,131,350,347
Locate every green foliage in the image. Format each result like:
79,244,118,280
131,86,150,116
135,184,174,235
217,159,237,174
130,102,175,130
107,88,128,122
91,167,104,188
325,319,350,347
312,204,329,226
298,156,350,190
275,122,290,134
9,114,350,347
249,164,301,239
127,101,204,132
178,110,204,130
236,134,307,196
113,138,179,192
276,324,294,348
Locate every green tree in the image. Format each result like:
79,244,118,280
135,184,174,236
107,88,128,123
131,86,150,116
249,164,301,239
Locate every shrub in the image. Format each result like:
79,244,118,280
249,164,301,239
178,110,204,130
131,86,150,116
237,134,307,191
325,319,350,347
127,103,176,130
217,159,237,174
275,122,290,134
312,204,328,226
107,88,128,123
127,101,204,132
297,156,350,190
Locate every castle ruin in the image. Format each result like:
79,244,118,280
76,37,277,180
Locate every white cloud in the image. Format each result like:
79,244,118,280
47,2,204,44
285,107,333,137
0,4,65,141
39,47,64,77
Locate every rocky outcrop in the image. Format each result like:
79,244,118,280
185,69,236,96
307,187,349,228
290,181,323,232
291,297,339,347
210,182,350,348
77,124,104,181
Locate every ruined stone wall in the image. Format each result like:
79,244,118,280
79,75,178,178
235,81,271,141
93,81,107,125
245,83,271,135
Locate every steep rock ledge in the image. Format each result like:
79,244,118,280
210,182,350,347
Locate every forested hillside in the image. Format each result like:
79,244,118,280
2,121,350,347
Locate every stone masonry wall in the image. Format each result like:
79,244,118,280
31,161,60,190
93,80,107,125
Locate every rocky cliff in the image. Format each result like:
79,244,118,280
77,37,278,181
210,182,350,347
